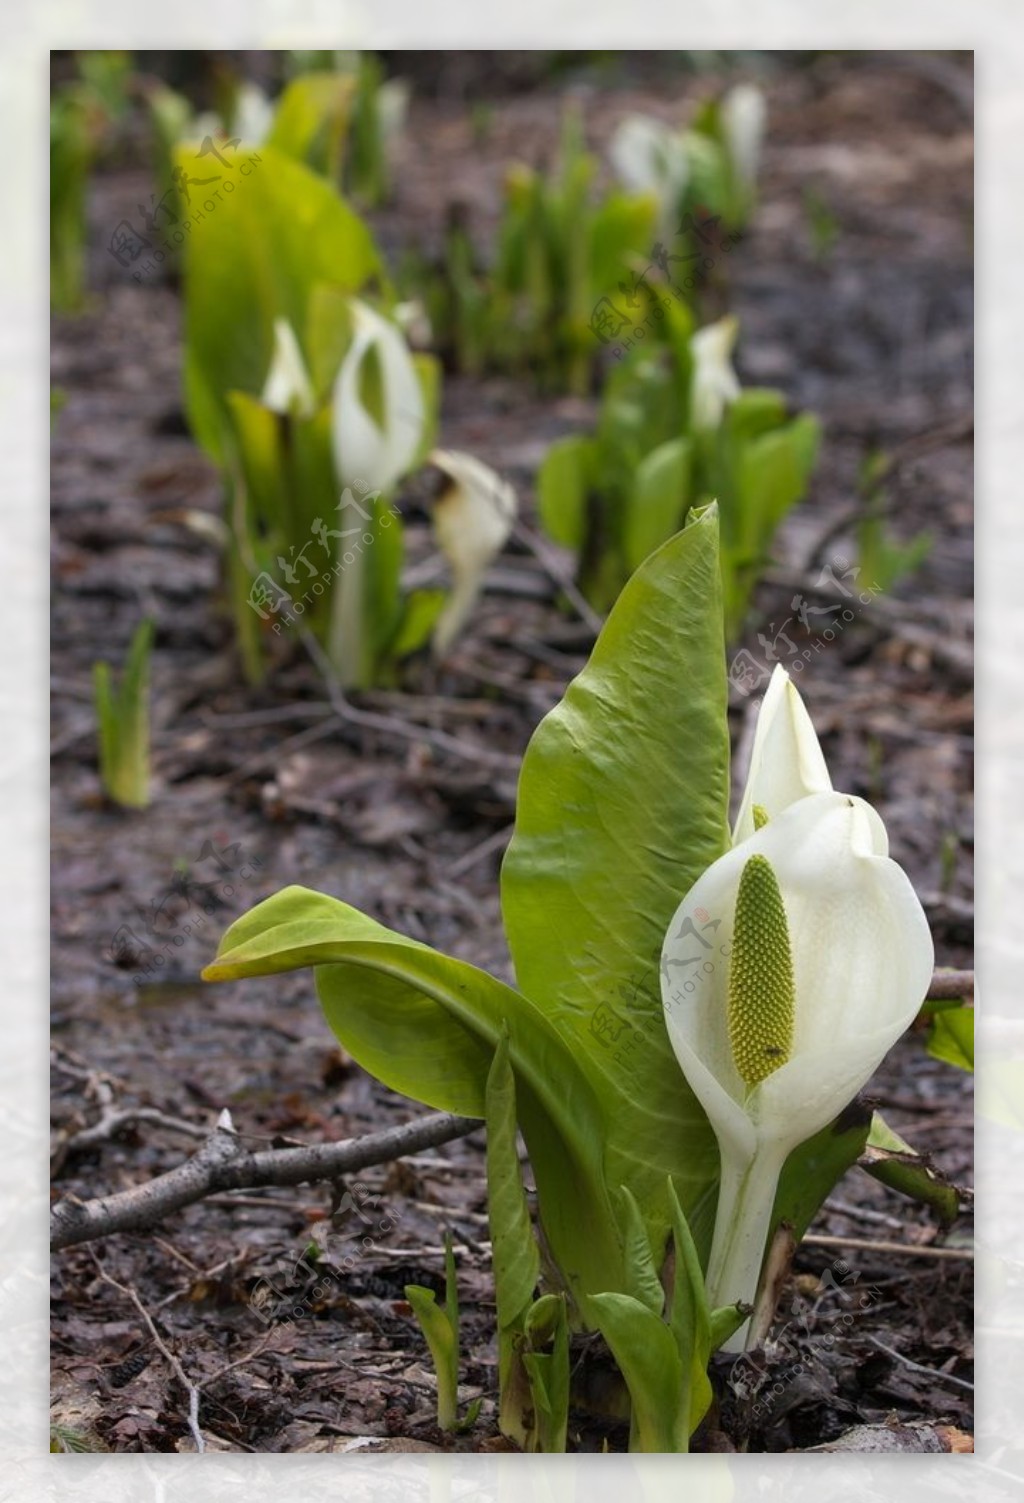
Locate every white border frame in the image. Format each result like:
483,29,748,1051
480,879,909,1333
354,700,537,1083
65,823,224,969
15,8,1004,1498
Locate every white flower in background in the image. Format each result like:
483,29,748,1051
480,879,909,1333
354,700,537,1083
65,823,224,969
184,83,274,149
721,83,766,192
429,450,518,657
232,82,275,145
690,315,741,431
609,114,690,211
261,318,316,419
376,78,410,151
331,299,425,495
660,669,933,1350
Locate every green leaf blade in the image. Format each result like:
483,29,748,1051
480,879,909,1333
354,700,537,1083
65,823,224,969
501,505,732,1259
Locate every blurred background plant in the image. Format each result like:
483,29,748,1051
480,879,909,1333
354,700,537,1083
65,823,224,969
176,137,516,688
402,104,658,393
52,49,930,721
537,307,820,631
609,81,766,243
402,82,764,396
50,51,133,310
147,52,407,229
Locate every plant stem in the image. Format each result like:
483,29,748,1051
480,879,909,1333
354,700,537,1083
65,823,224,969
705,1137,790,1352
328,511,369,690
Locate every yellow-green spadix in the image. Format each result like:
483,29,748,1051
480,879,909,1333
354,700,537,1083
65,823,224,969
660,673,933,1350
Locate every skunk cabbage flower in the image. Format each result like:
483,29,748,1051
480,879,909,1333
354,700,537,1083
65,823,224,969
233,82,274,146
720,83,766,193
262,318,316,419
661,670,933,1350
690,315,741,431
609,115,689,214
429,450,517,657
331,299,425,495
376,77,410,151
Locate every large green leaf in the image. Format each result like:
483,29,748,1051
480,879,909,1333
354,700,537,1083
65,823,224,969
178,142,380,463
203,886,625,1305
501,505,732,1263
266,72,355,181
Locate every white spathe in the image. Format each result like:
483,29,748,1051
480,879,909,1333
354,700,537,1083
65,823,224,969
721,83,766,192
377,78,410,147
661,690,934,1349
262,318,316,419
429,450,517,657
690,315,741,431
331,299,425,495
732,664,832,844
609,114,689,208
233,83,274,146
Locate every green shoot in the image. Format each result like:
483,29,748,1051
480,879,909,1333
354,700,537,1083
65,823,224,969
802,184,839,263
404,1232,479,1432
92,620,154,810
856,448,931,593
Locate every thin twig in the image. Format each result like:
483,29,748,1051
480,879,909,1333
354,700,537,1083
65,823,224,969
802,1234,973,1261
196,1330,277,1391
51,1110,483,1251
355,1240,491,1260
511,519,604,636
823,1198,907,1232
299,626,520,772
93,1265,206,1453
201,702,335,730
448,822,515,878
225,713,346,786
61,1107,209,1153
867,1335,974,1393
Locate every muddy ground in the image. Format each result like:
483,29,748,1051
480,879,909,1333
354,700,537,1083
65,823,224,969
50,51,973,1452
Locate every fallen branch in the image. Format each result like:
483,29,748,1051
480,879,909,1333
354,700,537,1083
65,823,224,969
925,968,974,1002
51,1109,483,1252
